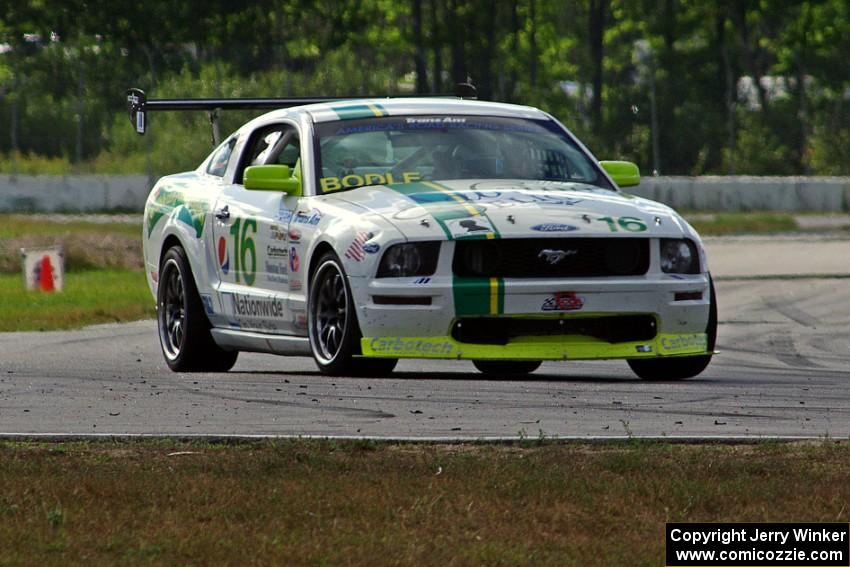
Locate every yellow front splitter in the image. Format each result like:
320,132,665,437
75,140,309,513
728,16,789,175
361,333,709,361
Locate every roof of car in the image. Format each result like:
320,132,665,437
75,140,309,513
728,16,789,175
261,97,549,123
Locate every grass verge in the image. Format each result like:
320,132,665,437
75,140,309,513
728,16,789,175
0,440,847,566
0,269,153,331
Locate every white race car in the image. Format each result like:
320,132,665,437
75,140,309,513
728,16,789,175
127,88,716,379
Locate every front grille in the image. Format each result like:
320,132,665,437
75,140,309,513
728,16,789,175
451,315,657,345
453,238,649,278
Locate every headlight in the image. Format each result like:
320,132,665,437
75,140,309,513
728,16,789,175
660,238,699,274
376,242,440,278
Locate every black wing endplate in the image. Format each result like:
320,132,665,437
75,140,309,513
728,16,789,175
124,84,478,141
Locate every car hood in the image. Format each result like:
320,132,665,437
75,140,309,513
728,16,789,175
332,179,693,240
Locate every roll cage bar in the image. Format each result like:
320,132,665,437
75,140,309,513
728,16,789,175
125,83,478,146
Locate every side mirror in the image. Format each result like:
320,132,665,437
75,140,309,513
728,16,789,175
244,165,302,195
600,161,640,188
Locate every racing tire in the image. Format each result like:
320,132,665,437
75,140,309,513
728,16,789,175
308,252,397,377
628,275,717,381
157,246,238,373
472,360,542,376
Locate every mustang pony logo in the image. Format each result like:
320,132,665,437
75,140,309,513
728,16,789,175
538,249,577,265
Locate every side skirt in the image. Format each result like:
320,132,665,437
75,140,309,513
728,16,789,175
210,328,311,356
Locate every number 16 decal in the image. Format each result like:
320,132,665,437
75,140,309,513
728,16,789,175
228,217,257,285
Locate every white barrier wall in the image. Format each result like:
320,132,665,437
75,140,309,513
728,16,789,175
630,176,850,212
1,174,849,212
0,174,151,212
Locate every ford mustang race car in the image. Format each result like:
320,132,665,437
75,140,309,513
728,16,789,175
127,87,716,379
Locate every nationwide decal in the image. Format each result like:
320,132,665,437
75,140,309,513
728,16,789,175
267,244,288,259
531,223,579,232
230,293,285,318
345,232,374,262
369,337,454,355
145,187,208,238
217,236,230,274
362,242,380,254
542,292,584,311
293,209,323,226
320,171,422,193
660,334,708,353
289,247,300,272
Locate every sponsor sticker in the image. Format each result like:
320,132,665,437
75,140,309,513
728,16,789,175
269,224,288,241
320,171,422,193
413,277,431,284
289,247,300,272
444,216,496,239
369,337,454,355
289,279,303,291
267,244,288,259
217,236,230,274
362,242,380,254
276,202,293,223
288,228,302,242
531,223,578,232
292,209,323,226
659,334,707,353
345,232,374,262
542,292,584,311
229,293,285,318
199,294,215,315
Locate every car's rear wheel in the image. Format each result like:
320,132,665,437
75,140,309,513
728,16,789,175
472,360,542,376
628,275,717,381
158,246,238,372
308,252,397,376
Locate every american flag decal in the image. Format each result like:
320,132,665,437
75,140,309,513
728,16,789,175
345,232,372,262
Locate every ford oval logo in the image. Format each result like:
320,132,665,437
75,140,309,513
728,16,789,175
531,223,578,232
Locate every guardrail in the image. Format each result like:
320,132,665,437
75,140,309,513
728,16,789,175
1,174,849,212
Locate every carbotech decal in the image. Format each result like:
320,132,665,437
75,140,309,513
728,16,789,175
659,333,708,354
368,337,454,356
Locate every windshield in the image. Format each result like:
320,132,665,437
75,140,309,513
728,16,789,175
313,115,612,194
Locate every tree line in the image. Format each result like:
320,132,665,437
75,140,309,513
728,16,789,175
1,0,848,177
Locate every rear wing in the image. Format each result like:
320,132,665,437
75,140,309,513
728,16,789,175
125,84,478,145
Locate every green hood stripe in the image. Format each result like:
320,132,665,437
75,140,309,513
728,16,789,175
384,181,505,315
330,102,388,120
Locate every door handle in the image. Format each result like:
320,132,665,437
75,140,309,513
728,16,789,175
214,206,230,220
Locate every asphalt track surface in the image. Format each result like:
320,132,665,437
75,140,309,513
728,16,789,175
1,234,848,440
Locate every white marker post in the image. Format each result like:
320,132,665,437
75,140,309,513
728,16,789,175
21,246,65,292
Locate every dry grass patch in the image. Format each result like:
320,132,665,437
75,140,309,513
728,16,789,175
0,440,847,566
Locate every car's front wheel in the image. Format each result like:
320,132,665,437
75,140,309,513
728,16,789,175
308,252,397,376
627,275,717,381
158,245,238,372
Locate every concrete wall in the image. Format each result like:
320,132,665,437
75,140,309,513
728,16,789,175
2,174,850,212
0,174,151,213
630,176,850,212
